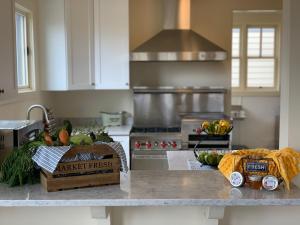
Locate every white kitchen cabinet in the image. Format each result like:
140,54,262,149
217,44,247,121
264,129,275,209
94,0,129,90
65,0,95,90
39,0,129,91
111,135,130,169
39,0,94,91
0,0,17,101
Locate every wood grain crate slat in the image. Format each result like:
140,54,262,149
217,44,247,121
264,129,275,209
44,158,120,177
41,172,120,192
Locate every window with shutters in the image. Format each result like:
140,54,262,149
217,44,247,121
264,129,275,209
231,24,280,94
15,3,35,91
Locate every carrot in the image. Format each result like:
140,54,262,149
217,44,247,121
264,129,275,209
59,128,70,146
44,132,53,146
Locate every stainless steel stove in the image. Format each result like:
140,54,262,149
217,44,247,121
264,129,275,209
130,127,182,170
131,127,182,150
130,87,229,170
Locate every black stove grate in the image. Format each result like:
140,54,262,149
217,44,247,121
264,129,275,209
131,127,181,133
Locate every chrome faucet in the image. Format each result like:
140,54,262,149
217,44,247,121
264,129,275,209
27,104,49,123
27,104,57,135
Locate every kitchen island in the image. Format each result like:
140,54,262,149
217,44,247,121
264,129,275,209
1,170,300,225
1,170,300,207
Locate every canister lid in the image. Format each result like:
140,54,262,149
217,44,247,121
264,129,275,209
262,175,279,191
230,172,245,187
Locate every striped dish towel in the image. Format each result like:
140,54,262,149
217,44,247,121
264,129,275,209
32,146,71,173
95,141,129,172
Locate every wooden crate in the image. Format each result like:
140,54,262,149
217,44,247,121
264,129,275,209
40,144,120,192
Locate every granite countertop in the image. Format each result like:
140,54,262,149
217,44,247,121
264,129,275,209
104,124,132,136
57,117,132,136
167,150,215,170
71,124,132,136
1,170,300,207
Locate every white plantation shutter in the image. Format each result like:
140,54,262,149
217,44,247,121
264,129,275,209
231,59,240,87
262,28,275,57
247,27,276,88
231,28,240,87
248,59,275,87
232,28,240,57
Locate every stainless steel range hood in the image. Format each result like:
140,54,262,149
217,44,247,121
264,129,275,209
131,0,227,62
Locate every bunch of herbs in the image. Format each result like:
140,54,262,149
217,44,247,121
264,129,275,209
0,140,43,187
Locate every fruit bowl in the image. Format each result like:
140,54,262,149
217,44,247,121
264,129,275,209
194,150,224,167
201,120,233,136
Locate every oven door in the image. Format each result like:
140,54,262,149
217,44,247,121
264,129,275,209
131,150,169,170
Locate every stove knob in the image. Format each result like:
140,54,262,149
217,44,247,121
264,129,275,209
134,141,141,149
146,141,152,149
154,141,159,147
167,142,172,147
171,141,177,149
160,141,167,149
195,128,202,134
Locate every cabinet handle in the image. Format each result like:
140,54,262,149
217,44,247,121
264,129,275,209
91,82,95,86
0,89,4,94
125,83,129,86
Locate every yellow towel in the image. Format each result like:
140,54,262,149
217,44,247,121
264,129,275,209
218,148,300,190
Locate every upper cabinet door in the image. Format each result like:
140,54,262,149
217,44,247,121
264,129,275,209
94,0,130,90
39,0,68,90
39,0,94,91
0,0,17,100
39,0,129,91
65,0,95,90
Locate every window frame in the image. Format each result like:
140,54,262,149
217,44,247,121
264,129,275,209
232,23,281,96
15,3,35,92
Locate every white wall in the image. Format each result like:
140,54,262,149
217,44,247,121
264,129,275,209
129,0,163,50
52,90,133,118
232,96,280,149
280,0,300,150
1,206,300,225
0,92,52,120
0,207,98,225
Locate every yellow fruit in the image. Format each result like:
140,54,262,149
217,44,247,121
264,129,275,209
220,120,230,128
202,121,210,129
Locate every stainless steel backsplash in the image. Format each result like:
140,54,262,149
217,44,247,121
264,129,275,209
133,87,226,127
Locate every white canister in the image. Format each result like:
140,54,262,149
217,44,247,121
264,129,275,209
101,112,124,127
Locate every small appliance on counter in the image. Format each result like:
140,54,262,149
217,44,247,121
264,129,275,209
0,120,43,150
0,104,56,161
0,120,43,164
101,111,124,127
